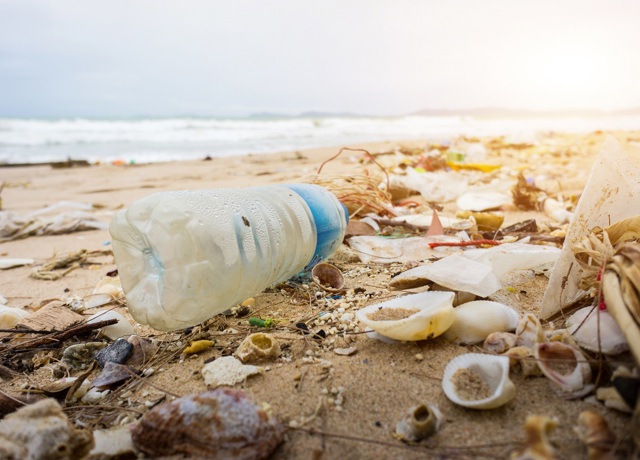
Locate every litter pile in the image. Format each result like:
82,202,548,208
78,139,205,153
0,133,639,459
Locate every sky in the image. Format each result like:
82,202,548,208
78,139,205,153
1,0,640,118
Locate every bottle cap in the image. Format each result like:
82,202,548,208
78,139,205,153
284,184,348,269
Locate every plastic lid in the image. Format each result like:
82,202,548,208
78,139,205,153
284,184,349,269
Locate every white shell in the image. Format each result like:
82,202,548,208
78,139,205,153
355,291,455,341
442,353,516,409
442,301,519,345
0,305,30,329
534,341,594,399
87,310,134,340
201,356,263,387
566,307,629,355
483,332,518,354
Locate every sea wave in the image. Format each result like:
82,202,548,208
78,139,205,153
0,115,638,164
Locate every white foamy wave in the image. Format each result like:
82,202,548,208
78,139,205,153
0,115,638,164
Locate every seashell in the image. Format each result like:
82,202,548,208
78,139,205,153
311,262,345,292
0,398,94,459
62,342,107,370
442,300,519,345
595,386,632,413
81,387,110,404
483,332,518,354
91,362,136,389
442,353,516,410
503,346,542,377
0,305,30,328
574,410,616,460
534,341,594,399
566,307,629,355
394,403,443,442
515,313,546,348
87,310,134,340
511,415,558,460
125,335,158,366
183,339,215,355
355,291,455,341
235,333,280,363
130,388,284,459
201,356,263,387
89,426,135,460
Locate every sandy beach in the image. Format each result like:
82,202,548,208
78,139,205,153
1,131,639,459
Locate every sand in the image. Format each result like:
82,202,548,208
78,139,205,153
0,131,639,459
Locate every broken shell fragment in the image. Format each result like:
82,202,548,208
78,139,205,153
0,305,30,329
503,346,542,377
442,300,519,345
534,341,594,399
87,310,134,340
511,415,558,460
394,403,443,442
483,332,518,354
515,313,546,348
574,410,616,460
0,398,94,460
566,307,629,355
201,356,263,387
442,353,516,410
130,388,284,459
355,291,455,341
235,333,280,363
311,262,345,292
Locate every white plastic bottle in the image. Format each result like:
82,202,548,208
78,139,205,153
109,184,348,331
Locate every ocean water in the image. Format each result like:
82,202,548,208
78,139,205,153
0,115,639,165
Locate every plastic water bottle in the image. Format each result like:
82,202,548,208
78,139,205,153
109,184,348,331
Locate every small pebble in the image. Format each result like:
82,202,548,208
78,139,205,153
95,338,133,368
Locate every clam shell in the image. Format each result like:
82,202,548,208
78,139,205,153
311,262,345,292
515,313,546,348
566,307,629,355
442,353,516,409
534,341,594,399
442,301,519,345
0,305,30,329
130,389,284,459
87,310,134,340
355,291,455,341
483,332,517,354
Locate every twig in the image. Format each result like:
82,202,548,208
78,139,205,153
317,147,390,192
4,319,117,352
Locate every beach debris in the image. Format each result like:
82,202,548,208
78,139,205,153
201,356,263,387
62,342,106,370
442,300,519,345
566,307,628,355
398,242,560,298
311,262,345,292
88,426,136,460
95,338,133,367
394,403,443,442
130,388,285,459
596,386,633,413
0,398,94,460
17,300,84,332
0,391,46,418
0,201,107,242
602,241,640,366
87,310,134,340
510,415,558,460
395,168,468,203
483,332,518,354
456,191,511,212
183,339,215,355
542,198,574,224
574,410,616,460
441,353,516,410
511,173,546,210
0,305,30,328
85,275,124,309
355,291,455,341
455,210,504,232
30,249,87,280
0,258,35,270
349,234,464,264
333,346,357,356
541,136,640,320
235,333,280,363
515,313,546,348
503,346,542,377
534,341,594,399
